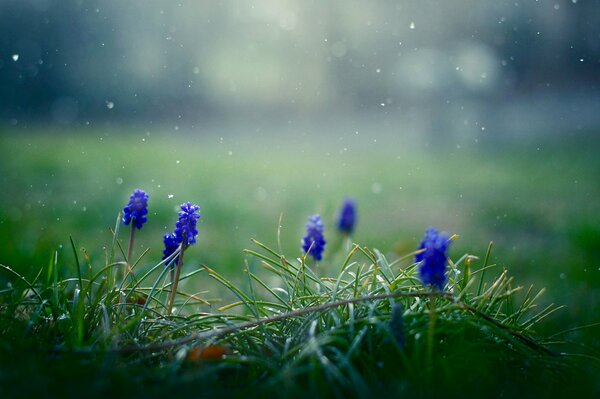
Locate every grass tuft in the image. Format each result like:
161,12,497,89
0,218,598,398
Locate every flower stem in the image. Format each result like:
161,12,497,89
166,233,187,315
343,234,352,252
126,223,135,276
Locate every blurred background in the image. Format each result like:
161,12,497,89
2,0,600,134
0,0,599,345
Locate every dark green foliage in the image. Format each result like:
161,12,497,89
0,231,597,398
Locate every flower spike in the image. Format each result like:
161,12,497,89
415,227,451,290
123,189,149,229
302,215,326,261
337,198,357,235
174,202,200,246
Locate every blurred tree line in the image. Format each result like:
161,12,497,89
1,0,599,124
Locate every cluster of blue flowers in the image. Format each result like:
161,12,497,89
301,198,358,262
301,200,450,291
122,189,450,291
121,189,200,269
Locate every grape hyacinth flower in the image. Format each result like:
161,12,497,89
166,202,200,314
122,189,149,275
162,232,180,267
337,198,357,235
174,202,201,246
302,215,326,261
123,189,149,230
415,227,451,290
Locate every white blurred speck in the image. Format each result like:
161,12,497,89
409,21,415,29
116,177,123,185
168,194,174,199
106,101,114,109
228,150,233,156
176,160,180,164
11,54,19,62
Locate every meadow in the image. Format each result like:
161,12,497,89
0,124,599,397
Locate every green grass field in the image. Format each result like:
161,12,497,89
0,126,599,397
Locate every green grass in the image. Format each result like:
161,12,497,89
0,230,595,398
0,126,599,397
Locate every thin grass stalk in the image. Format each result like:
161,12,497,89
69,235,83,292
477,241,494,295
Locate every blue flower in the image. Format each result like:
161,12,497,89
337,198,357,234
174,202,200,246
415,227,451,290
123,189,149,229
302,215,326,261
162,232,180,267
